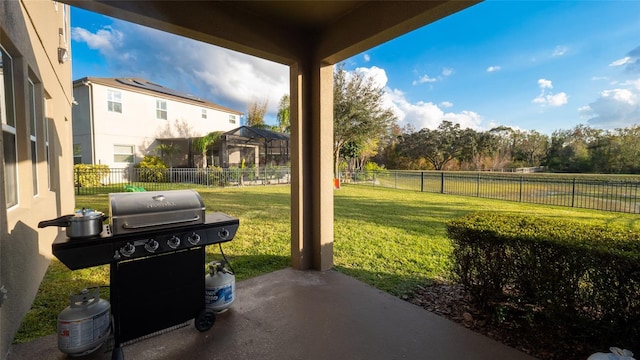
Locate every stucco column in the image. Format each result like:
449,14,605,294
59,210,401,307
290,61,334,271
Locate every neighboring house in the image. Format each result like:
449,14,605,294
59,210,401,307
0,1,75,358
72,77,243,168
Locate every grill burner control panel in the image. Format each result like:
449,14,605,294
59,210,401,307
52,212,239,270
112,226,232,260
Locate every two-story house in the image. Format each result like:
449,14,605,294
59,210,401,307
72,77,243,168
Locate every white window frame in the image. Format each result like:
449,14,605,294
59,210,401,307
156,99,167,120
201,109,207,119
229,115,236,124
44,110,51,190
1,45,18,208
73,143,82,164
28,79,38,197
113,144,134,163
107,89,122,113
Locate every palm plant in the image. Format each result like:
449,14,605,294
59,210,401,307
193,131,222,168
155,143,180,168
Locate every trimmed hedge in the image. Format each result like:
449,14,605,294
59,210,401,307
447,212,640,350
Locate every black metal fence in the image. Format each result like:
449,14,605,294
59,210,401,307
343,170,640,214
74,167,640,214
74,167,291,195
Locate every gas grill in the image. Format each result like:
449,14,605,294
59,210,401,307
50,190,239,360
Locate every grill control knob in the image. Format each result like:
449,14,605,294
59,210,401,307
218,229,230,240
120,243,135,257
187,232,201,245
145,239,159,252
167,235,181,249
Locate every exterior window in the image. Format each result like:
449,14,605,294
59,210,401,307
1,46,18,208
156,99,167,120
28,79,38,196
73,144,82,164
229,115,236,124
113,145,134,163
201,109,207,119
44,113,51,189
107,89,122,113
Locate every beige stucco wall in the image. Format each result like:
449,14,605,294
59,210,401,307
73,80,241,167
0,1,74,358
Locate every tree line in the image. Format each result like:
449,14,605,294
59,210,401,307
247,64,640,175
373,122,640,174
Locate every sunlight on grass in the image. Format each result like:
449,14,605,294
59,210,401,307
14,184,640,343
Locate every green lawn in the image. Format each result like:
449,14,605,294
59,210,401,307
14,184,640,343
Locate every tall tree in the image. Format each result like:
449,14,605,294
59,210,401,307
333,64,396,177
246,99,268,127
513,130,549,167
398,121,465,170
276,94,290,133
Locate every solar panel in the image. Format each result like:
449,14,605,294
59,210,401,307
116,78,205,103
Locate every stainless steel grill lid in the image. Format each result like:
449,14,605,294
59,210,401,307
109,190,205,235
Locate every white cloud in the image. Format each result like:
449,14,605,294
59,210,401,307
609,56,634,67
532,78,568,107
355,66,389,89
363,53,371,62
342,66,487,131
412,74,437,85
385,89,482,131
486,66,501,73
538,78,553,89
552,46,567,57
581,80,640,128
412,67,453,85
71,22,288,122
71,26,123,55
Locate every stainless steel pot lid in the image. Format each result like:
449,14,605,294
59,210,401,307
72,208,105,221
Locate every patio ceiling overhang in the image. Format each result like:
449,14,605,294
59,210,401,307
62,1,478,65
63,0,481,271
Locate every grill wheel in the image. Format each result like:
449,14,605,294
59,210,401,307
195,309,217,332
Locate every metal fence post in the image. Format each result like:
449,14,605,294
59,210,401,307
519,176,523,202
476,173,480,197
420,172,424,192
571,178,576,208
440,172,445,194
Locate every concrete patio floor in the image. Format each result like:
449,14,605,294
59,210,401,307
8,268,536,360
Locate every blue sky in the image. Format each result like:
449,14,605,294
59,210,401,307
70,1,640,135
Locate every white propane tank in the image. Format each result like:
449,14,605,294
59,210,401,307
205,261,235,313
587,348,635,360
57,288,111,357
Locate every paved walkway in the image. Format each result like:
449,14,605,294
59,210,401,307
8,268,537,360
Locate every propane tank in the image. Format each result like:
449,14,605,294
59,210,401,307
205,261,235,313
57,288,111,357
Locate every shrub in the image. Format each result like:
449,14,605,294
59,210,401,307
447,212,640,350
207,166,228,187
134,155,168,182
364,161,385,172
74,164,110,187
